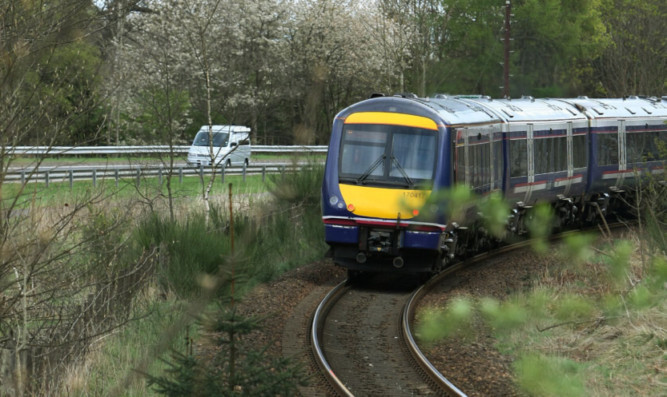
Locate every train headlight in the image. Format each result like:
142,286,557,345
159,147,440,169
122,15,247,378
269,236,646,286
347,204,355,212
329,195,345,209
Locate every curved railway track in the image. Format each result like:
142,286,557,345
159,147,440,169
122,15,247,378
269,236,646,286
311,269,469,396
310,223,630,396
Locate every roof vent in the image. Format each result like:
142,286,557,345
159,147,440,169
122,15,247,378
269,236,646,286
369,93,385,98
393,92,418,99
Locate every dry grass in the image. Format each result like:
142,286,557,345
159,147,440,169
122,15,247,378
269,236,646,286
502,230,666,396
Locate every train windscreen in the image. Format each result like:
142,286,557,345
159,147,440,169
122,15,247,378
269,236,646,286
338,124,436,188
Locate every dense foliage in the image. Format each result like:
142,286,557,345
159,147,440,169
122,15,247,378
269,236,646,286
1,0,664,148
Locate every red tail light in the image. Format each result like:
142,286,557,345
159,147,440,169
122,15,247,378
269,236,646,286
323,218,357,226
410,225,444,232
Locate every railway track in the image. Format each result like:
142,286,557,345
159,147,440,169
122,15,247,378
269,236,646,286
309,223,629,396
311,268,470,396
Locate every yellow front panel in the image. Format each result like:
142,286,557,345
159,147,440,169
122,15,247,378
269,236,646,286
345,112,438,130
339,184,431,219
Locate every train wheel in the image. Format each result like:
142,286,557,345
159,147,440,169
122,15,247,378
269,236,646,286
419,271,434,284
347,269,365,284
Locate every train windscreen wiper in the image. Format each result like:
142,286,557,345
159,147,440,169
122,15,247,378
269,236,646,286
390,155,414,188
356,154,385,185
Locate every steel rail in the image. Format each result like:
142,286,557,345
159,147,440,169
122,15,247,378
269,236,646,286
310,280,354,397
312,221,628,396
401,221,631,396
402,262,469,397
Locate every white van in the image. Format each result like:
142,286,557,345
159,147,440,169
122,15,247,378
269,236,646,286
186,125,251,167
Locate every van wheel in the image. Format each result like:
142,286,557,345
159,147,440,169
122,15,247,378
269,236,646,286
226,159,231,168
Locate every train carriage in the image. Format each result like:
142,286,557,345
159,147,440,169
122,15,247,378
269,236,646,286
322,94,667,277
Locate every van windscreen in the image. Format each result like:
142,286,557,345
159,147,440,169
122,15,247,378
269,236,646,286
193,131,229,147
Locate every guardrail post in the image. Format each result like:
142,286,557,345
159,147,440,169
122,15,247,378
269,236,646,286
158,166,163,186
199,164,203,183
179,167,183,184
221,164,225,184
45,171,49,188
136,167,141,188
93,169,97,187
21,170,25,185
115,169,119,187
242,162,247,182
69,169,74,190
262,166,266,182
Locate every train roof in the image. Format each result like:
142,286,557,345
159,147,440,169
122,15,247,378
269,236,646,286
459,96,587,122
340,94,667,128
405,95,591,125
416,95,503,126
556,96,667,119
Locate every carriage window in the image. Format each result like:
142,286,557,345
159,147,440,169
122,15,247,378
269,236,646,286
627,132,647,163
597,132,618,166
456,145,465,184
534,138,549,174
627,130,663,163
658,131,667,160
482,143,490,187
555,137,567,172
510,139,527,177
573,135,587,169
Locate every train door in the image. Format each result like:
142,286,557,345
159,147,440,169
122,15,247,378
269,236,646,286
454,128,466,185
489,127,496,191
507,124,529,203
525,124,535,203
618,120,628,186
492,127,504,193
564,122,574,196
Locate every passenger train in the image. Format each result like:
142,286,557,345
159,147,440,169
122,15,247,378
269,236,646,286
321,94,667,277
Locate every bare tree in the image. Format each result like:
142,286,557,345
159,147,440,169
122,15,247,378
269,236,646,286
0,1,157,394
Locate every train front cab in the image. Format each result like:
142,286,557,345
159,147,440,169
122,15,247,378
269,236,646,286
322,102,449,274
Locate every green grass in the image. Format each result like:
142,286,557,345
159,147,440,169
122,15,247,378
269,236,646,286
1,173,269,208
